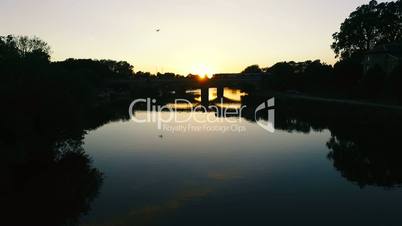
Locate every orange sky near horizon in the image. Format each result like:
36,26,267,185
0,0,392,75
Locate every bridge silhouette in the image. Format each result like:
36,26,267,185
107,75,262,105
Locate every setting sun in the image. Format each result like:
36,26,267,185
192,64,214,79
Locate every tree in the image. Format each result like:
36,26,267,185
15,36,51,58
263,60,333,93
264,62,295,76
242,64,262,74
0,35,51,63
0,35,19,60
333,59,363,90
99,60,134,78
332,0,402,60
360,65,386,98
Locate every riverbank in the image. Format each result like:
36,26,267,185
250,89,402,110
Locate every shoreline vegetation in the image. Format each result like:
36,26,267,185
1,0,402,140
1,1,401,113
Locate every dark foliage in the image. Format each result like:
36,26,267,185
389,63,402,104
262,60,334,95
332,0,402,60
242,64,263,74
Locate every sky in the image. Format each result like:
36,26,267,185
0,0,391,75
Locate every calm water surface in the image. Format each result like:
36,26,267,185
76,89,402,226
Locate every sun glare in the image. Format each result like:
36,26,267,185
192,64,214,79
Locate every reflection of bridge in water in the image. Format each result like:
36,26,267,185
198,86,246,106
108,76,261,105
167,87,250,119
169,88,245,110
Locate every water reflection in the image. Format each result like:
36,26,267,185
2,141,104,226
82,89,402,225
3,86,402,225
192,87,247,104
277,100,402,188
327,124,402,188
254,96,402,188
166,89,402,188
164,87,246,112
0,101,131,226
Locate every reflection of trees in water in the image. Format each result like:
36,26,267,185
3,146,103,226
0,99,131,226
243,95,402,188
326,125,402,188
128,92,402,189
1,137,104,226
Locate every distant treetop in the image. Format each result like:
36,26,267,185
241,64,263,74
332,0,402,60
0,35,51,63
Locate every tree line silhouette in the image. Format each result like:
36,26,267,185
2,2,402,106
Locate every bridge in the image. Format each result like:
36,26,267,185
107,75,263,105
